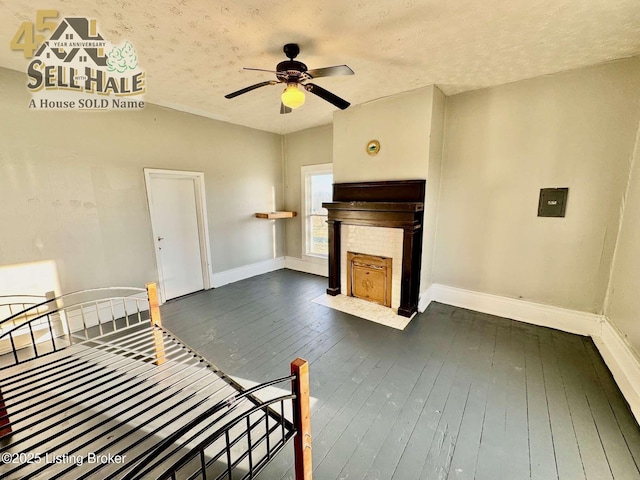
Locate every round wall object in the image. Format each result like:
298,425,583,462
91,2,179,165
366,140,380,156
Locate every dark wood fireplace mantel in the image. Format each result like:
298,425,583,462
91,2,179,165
321,202,423,229
322,180,426,317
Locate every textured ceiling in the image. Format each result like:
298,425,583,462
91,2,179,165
1,0,639,134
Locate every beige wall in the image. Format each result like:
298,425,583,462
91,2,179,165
605,123,640,357
332,86,433,183
0,67,284,295
434,58,640,313
282,124,333,259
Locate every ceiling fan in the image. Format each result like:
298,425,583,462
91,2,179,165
225,43,354,114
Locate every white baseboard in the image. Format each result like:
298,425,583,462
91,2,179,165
593,318,640,422
284,256,328,277
418,284,434,313
430,284,601,337
209,256,326,289
210,257,285,288
430,283,640,424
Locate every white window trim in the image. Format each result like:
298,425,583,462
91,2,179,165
300,163,333,261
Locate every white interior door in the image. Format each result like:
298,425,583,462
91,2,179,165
146,171,210,301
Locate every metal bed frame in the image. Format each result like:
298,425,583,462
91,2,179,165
0,295,48,327
0,284,312,480
0,287,149,366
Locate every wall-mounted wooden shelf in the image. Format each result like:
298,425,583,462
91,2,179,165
255,211,297,219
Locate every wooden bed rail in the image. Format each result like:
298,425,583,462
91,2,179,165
292,358,313,480
0,389,10,436
145,282,165,366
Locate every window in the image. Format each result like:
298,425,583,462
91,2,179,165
301,163,333,257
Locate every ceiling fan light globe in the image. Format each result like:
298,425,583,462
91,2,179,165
281,84,305,109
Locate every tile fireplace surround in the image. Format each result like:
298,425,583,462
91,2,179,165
323,180,425,317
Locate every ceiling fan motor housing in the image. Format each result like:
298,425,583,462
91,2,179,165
276,60,307,73
276,60,308,82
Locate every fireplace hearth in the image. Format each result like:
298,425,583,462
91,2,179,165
323,180,425,317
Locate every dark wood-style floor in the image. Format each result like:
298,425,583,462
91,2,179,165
161,269,640,480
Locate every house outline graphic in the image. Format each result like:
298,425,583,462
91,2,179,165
34,17,107,67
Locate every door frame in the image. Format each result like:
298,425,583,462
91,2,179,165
144,168,213,303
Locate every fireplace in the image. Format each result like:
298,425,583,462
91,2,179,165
323,180,425,317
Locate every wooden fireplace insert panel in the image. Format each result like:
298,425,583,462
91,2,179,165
347,252,392,307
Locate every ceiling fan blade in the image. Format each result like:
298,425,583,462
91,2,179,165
225,81,276,99
280,103,292,115
244,67,279,74
305,83,350,110
306,65,354,78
